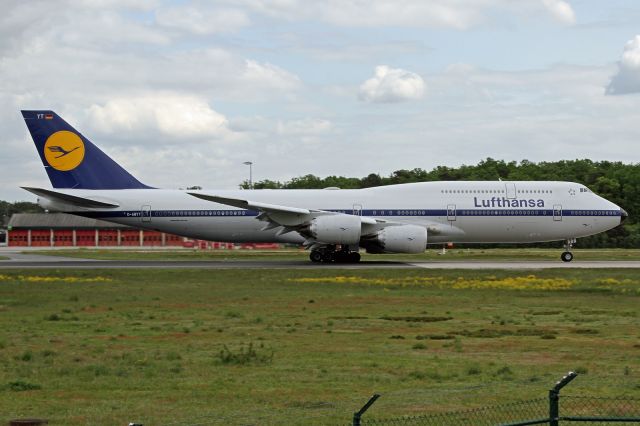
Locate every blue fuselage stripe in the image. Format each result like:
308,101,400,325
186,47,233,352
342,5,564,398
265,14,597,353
74,209,623,219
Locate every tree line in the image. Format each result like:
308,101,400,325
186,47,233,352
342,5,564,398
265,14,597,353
0,200,43,227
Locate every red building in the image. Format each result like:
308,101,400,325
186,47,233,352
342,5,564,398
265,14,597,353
7,213,185,248
6,213,279,249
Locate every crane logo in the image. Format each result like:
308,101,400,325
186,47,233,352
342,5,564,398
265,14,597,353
44,131,85,171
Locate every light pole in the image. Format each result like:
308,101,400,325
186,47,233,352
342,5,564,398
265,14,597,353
243,161,253,189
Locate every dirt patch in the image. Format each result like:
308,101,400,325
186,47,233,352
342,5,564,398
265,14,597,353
381,316,453,323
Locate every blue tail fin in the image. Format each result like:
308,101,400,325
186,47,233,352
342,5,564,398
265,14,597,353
21,110,152,189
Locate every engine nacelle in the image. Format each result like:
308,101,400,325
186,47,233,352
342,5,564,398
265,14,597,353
371,225,427,254
308,214,362,245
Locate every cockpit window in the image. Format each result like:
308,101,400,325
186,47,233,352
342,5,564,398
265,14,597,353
579,187,591,193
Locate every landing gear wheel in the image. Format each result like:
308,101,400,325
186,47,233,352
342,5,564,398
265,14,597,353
348,252,361,263
561,251,573,262
334,251,348,263
309,251,323,263
322,251,335,263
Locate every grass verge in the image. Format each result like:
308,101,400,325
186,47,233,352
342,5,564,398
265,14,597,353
0,268,639,424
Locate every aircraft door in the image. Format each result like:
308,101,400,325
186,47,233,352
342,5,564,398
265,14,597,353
447,204,456,222
553,204,562,222
142,205,151,223
505,183,516,199
353,204,363,216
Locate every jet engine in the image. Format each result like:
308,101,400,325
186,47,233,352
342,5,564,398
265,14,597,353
365,224,427,254
308,214,362,244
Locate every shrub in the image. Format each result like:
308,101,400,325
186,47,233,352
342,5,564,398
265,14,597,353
495,366,514,377
408,371,427,380
7,380,41,391
18,351,33,362
217,343,273,365
166,351,182,361
467,366,482,375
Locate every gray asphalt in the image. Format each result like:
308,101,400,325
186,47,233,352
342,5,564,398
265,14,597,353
1,256,640,270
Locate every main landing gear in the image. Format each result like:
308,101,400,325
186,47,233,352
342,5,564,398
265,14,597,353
309,246,361,263
561,239,576,262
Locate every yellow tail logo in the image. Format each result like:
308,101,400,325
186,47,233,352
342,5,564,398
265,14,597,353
44,131,85,171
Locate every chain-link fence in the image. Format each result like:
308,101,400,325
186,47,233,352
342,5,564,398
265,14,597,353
561,395,640,422
356,373,640,426
133,372,639,425
357,398,548,426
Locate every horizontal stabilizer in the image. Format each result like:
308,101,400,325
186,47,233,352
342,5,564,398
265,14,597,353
21,187,120,208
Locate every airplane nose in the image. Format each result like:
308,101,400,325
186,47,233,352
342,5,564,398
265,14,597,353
620,208,628,224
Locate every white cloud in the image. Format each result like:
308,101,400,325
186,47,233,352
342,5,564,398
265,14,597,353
359,65,425,103
277,118,332,136
322,0,480,30
606,35,640,95
0,3,300,103
155,6,250,35
240,0,579,30
86,94,234,140
541,0,576,25
243,60,302,92
240,0,482,29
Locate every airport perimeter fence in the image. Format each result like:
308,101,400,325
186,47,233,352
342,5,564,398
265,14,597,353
153,372,639,425
354,372,640,426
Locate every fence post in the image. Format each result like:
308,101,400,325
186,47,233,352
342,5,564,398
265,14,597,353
549,371,577,426
353,394,380,426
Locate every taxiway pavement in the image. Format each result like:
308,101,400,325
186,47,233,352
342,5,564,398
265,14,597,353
1,250,639,270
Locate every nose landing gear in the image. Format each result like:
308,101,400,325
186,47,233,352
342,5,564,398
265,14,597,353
561,239,576,262
561,251,573,262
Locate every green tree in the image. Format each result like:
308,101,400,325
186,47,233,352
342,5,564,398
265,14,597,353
0,200,44,227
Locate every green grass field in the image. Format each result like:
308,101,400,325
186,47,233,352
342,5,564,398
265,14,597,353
28,247,640,261
1,268,639,425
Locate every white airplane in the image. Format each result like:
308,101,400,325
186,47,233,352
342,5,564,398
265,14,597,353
21,110,627,263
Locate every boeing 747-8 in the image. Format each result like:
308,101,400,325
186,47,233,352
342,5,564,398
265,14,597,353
20,110,627,263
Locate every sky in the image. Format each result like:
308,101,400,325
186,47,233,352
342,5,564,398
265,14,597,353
2,0,640,201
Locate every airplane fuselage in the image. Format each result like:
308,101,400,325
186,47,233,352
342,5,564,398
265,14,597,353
39,180,624,246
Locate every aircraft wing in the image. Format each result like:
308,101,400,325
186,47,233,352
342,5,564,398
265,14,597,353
187,192,460,245
188,192,381,231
